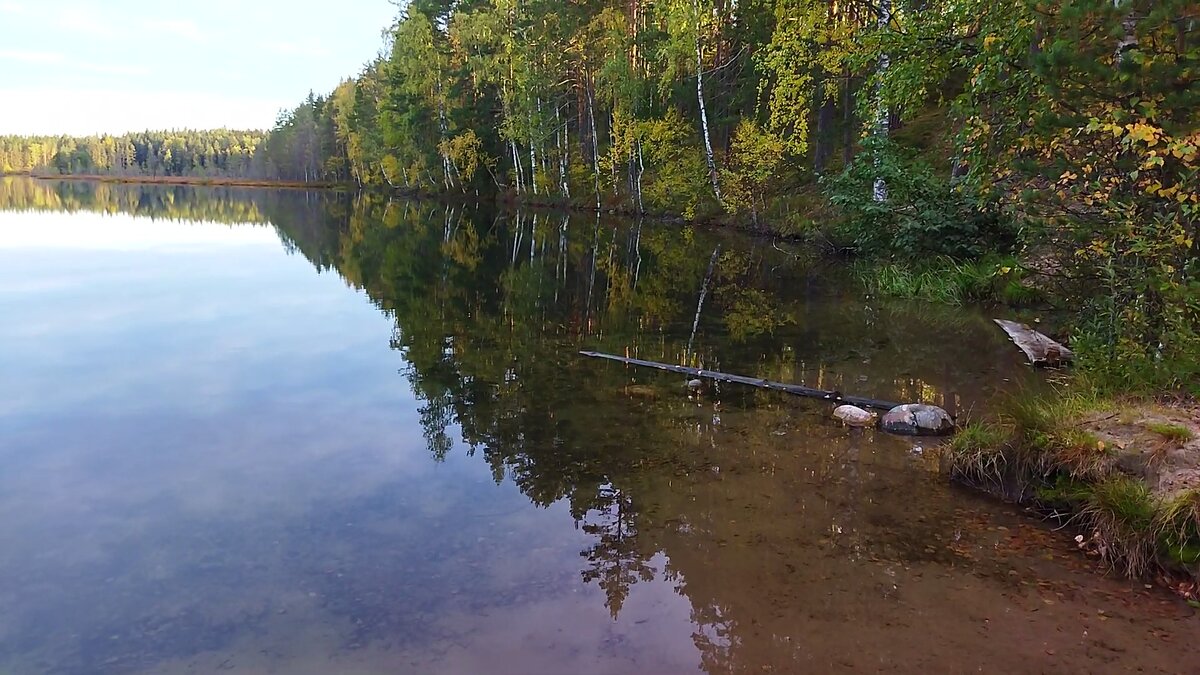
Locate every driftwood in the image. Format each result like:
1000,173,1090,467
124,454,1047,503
994,319,1073,367
579,351,903,411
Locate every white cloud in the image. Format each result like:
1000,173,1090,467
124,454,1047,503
77,62,152,76
0,1,24,13
0,88,282,135
0,49,66,64
0,50,148,76
55,6,115,35
140,18,205,43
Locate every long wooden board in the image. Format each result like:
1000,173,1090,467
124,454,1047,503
579,351,903,411
993,319,1073,367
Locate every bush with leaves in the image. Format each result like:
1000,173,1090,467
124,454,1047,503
821,138,1018,259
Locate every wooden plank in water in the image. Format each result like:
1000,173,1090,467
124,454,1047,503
579,351,904,411
993,319,1073,367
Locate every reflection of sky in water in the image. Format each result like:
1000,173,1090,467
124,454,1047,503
0,211,700,674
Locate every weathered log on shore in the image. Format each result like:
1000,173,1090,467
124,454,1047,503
993,319,1073,367
579,351,904,411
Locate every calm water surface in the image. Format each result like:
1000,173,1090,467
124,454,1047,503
0,177,1196,674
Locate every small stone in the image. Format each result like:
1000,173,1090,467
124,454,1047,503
832,404,877,428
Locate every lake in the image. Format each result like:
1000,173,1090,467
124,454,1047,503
0,177,1196,674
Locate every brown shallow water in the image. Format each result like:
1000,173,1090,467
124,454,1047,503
0,178,1196,674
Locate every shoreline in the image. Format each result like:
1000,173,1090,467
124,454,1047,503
25,173,353,190
946,395,1199,601
15,172,779,232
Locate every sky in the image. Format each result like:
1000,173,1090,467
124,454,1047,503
0,0,397,135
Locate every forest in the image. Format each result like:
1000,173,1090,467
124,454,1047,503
3,0,1196,390
261,0,1200,392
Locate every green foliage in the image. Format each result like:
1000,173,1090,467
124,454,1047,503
720,120,787,221
823,139,1017,259
638,110,714,220
863,0,1200,391
440,130,486,186
1071,317,1200,396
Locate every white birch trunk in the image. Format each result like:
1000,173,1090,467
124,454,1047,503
872,0,891,203
694,0,722,205
436,79,452,191
636,140,645,214
557,106,570,198
587,84,602,210
1114,0,1137,63
510,139,522,194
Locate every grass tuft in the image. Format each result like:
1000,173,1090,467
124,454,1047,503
944,422,1010,488
1082,477,1159,577
1157,490,1200,568
1145,421,1195,444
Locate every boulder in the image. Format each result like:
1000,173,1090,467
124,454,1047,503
833,404,877,428
880,404,955,436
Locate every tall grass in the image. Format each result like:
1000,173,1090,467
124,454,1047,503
856,255,1039,306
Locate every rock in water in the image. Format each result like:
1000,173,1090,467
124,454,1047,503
624,384,659,399
833,404,877,428
880,404,955,436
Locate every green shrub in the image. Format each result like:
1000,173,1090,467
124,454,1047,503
821,137,1019,260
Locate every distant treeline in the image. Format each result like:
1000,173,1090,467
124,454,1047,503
0,130,272,180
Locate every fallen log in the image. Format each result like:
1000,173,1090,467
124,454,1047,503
579,351,904,411
993,319,1073,367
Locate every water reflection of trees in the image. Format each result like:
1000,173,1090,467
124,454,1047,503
5,180,1023,672
271,194,1025,672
